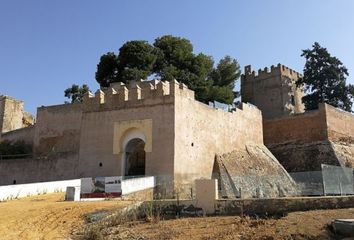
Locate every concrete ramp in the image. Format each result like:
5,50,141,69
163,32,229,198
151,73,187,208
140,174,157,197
213,145,298,198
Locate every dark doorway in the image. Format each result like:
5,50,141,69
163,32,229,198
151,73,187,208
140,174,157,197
124,138,146,177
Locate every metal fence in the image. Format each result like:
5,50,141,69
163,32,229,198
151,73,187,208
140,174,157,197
289,164,354,196
289,171,323,196
322,164,354,195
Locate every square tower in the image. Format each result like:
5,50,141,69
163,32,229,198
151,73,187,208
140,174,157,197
241,64,305,119
0,95,34,134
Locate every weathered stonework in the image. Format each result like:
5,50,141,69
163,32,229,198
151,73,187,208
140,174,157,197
212,145,298,198
0,79,292,198
0,95,34,135
264,103,354,171
241,64,305,119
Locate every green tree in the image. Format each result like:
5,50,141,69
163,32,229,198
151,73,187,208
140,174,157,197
117,40,157,81
208,56,241,104
95,35,241,104
297,42,354,112
95,52,119,87
64,84,90,103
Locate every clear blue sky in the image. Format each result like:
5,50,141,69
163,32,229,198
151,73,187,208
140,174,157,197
1,0,354,115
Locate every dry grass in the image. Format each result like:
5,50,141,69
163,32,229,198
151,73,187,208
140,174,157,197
0,192,131,240
82,207,354,240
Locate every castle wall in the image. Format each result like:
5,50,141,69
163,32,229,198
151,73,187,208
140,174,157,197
77,100,175,180
174,91,263,185
33,103,83,157
325,104,354,141
264,103,354,171
0,126,35,145
0,157,77,185
263,104,328,145
264,103,354,146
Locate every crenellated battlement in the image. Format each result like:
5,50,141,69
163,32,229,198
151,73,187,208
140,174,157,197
82,79,194,111
242,64,302,82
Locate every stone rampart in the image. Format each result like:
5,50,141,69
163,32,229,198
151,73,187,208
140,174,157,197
0,125,35,145
82,79,194,112
264,103,354,145
264,103,354,171
242,64,302,82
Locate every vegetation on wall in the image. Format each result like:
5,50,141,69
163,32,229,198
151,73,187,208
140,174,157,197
297,42,354,112
0,140,32,157
64,84,90,103
95,35,241,104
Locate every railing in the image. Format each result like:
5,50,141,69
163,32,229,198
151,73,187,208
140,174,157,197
0,153,33,160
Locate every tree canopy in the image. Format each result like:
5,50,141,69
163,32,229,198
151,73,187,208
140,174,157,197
297,42,354,112
64,84,90,103
95,35,240,104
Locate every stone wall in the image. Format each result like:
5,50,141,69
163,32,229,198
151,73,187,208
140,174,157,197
325,104,354,141
0,96,34,136
33,103,83,157
174,92,263,186
0,79,288,197
264,103,354,146
264,103,354,171
0,126,35,145
263,104,328,145
216,196,354,216
241,64,304,119
0,156,78,185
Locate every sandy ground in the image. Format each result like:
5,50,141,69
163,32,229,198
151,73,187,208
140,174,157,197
103,208,354,240
0,193,130,240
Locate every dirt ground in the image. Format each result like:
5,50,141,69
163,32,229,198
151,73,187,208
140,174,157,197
97,208,354,240
0,193,130,240
2,194,354,240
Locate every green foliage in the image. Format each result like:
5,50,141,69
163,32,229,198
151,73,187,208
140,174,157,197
0,140,32,156
95,52,119,87
117,40,157,81
297,42,354,112
64,84,90,103
95,35,241,104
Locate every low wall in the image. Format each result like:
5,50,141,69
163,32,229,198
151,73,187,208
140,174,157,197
0,179,80,201
144,196,354,216
0,156,79,186
0,176,156,201
216,196,354,216
121,176,156,195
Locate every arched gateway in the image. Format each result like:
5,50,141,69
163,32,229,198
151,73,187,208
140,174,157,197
124,138,146,177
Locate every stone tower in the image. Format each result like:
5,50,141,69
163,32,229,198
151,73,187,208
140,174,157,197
0,95,34,134
241,64,305,119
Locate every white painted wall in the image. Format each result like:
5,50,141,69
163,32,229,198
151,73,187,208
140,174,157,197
0,179,80,201
0,176,155,201
121,176,156,195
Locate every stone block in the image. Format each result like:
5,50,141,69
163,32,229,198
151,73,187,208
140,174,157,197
195,179,218,214
65,186,80,201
